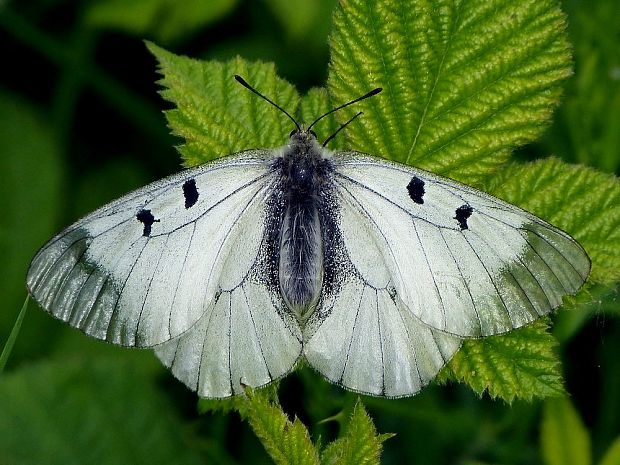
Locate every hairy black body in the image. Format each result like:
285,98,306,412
270,131,335,319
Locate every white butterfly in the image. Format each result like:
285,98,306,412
27,76,590,398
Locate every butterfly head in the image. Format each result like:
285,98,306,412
289,128,318,143
285,128,324,163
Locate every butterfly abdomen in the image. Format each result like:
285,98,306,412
276,140,335,319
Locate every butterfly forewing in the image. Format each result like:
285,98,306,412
329,152,590,338
27,150,288,348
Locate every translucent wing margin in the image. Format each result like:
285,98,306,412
328,152,590,338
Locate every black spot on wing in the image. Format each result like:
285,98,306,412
136,209,159,236
183,178,199,208
406,176,425,204
454,204,473,230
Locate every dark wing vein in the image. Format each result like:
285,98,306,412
334,178,409,292
167,221,197,340
522,227,587,281
242,285,272,380
519,231,569,294
411,220,448,331
438,229,482,334
461,234,513,325
339,286,366,384
105,238,150,340
470,229,539,319
135,235,170,342
375,289,386,396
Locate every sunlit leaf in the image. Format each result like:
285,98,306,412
147,42,299,167
442,320,565,402
328,0,572,184
320,401,393,465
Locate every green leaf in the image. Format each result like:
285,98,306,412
199,389,392,465
320,401,393,465
236,388,321,465
0,355,204,465
486,158,620,285
145,0,617,406
147,42,300,167
299,87,338,138
600,436,620,465
327,0,572,183
0,297,29,373
441,320,565,402
540,397,591,465
86,0,238,44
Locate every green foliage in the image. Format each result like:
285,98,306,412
320,402,394,465
147,42,300,166
441,156,620,401
0,354,203,465
265,0,338,45
2,0,619,463
199,390,390,465
239,389,321,465
0,297,28,373
327,0,572,184
486,159,620,284
86,0,238,44
442,320,565,401
539,1,620,173
0,91,63,361
541,397,620,465
145,0,615,406
600,437,620,465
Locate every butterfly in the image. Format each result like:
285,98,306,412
27,75,590,398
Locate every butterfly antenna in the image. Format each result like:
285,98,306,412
322,111,363,147
234,75,301,131
307,87,382,131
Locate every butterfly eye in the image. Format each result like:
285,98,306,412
309,130,317,138
289,129,297,138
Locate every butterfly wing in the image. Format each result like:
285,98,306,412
334,152,589,337
304,177,461,397
155,267,302,397
304,152,589,397
304,271,462,397
26,151,301,362
154,171,303,397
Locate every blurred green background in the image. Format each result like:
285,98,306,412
0,0,618,464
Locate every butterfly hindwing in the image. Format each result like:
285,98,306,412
304,273,462,398
328,152,590,338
